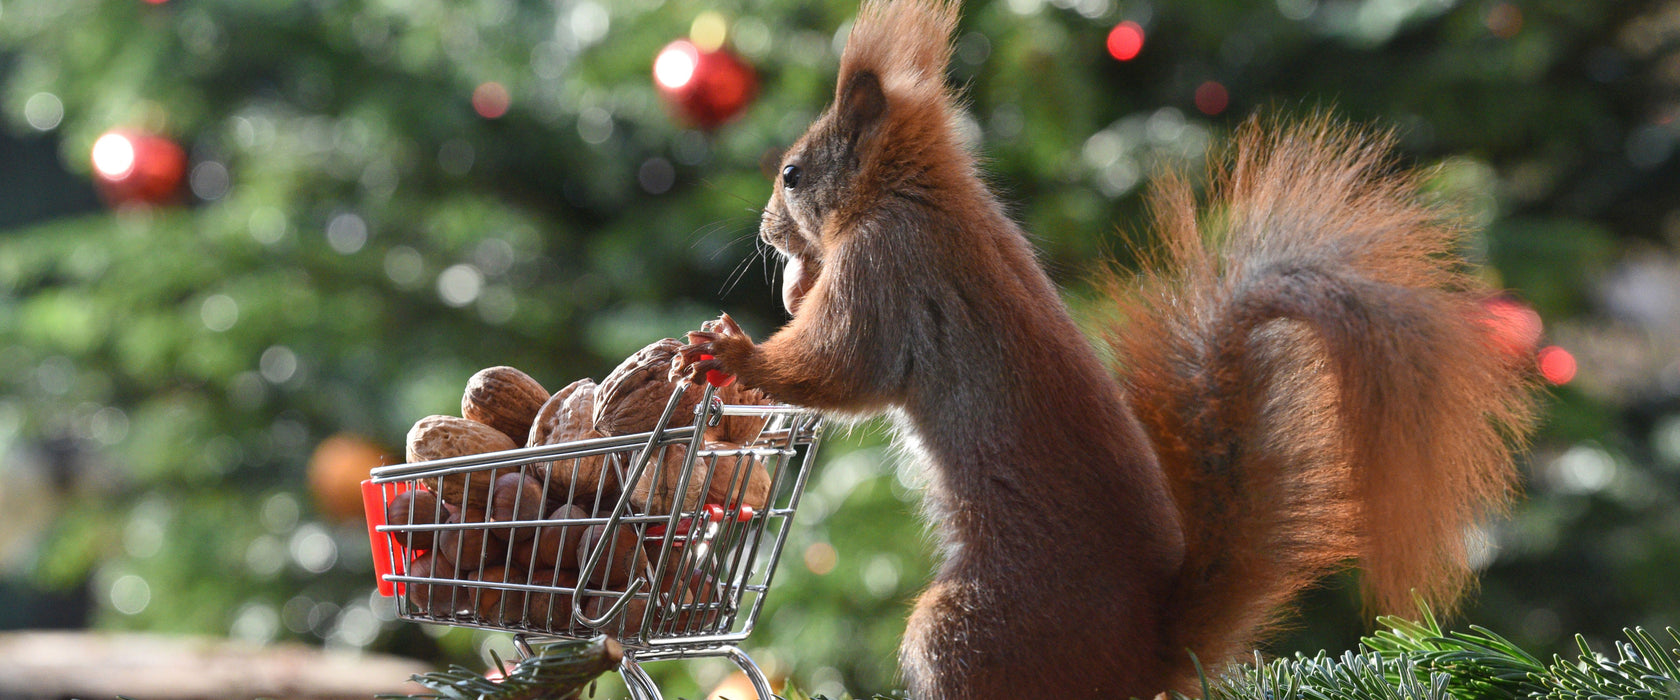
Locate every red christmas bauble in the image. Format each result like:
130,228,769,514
1107,21,1146,61
653,40,758,131
90,129,187,206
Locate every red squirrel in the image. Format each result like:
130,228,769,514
677,0,1539,696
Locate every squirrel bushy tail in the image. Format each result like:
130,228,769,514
1104,117,1539,688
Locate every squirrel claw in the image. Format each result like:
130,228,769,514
673,347,725,385
683,330,720,348
701,313,745,337
678,335,717,362
675,314,750,386
675,334,719,381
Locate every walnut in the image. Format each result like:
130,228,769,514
405,415,518,509
526,378,617,506
594,339,699,436
462,366,550,445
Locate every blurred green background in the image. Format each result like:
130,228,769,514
2,0,1679,696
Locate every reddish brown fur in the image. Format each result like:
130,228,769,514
679,2,1538,698
1108,120,1538,690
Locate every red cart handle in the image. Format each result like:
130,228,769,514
698,354,735,388
360,479,413,597
645,503,755,540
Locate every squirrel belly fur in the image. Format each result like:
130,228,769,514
676,0,1540,697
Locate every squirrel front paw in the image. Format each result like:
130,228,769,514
676,313,755,387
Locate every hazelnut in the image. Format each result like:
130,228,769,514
405,551,465,617
470,565,529,623
511,503,590,571
488,472,544,542
577,523,649,590
385,489,447,550
582,593,651,639
522,568,581,630
437,509,508,572
631,442,771,515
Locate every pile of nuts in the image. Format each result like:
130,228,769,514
383,338,774,630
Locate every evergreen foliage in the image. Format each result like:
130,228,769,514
1200,609,1680,700
386,635,623,700
1,0,1679,695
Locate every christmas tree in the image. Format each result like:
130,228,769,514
3,0,1680,696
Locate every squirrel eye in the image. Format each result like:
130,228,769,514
781,164,802,190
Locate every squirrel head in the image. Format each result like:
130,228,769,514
759,0,968,316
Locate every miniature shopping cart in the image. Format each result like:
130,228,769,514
361,380,824,700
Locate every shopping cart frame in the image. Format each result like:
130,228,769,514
362,381,824,699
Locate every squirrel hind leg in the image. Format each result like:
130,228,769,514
901,575,1175,699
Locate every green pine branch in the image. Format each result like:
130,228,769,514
380,635,623,700
1194,605,1680,700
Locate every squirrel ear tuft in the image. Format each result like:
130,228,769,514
837,70,887,138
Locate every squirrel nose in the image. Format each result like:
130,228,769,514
756,212,786,252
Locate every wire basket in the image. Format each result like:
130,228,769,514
361,380,823,699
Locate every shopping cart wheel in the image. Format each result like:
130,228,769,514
620,655,660,700
723,645,775,700
615,646,774,700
